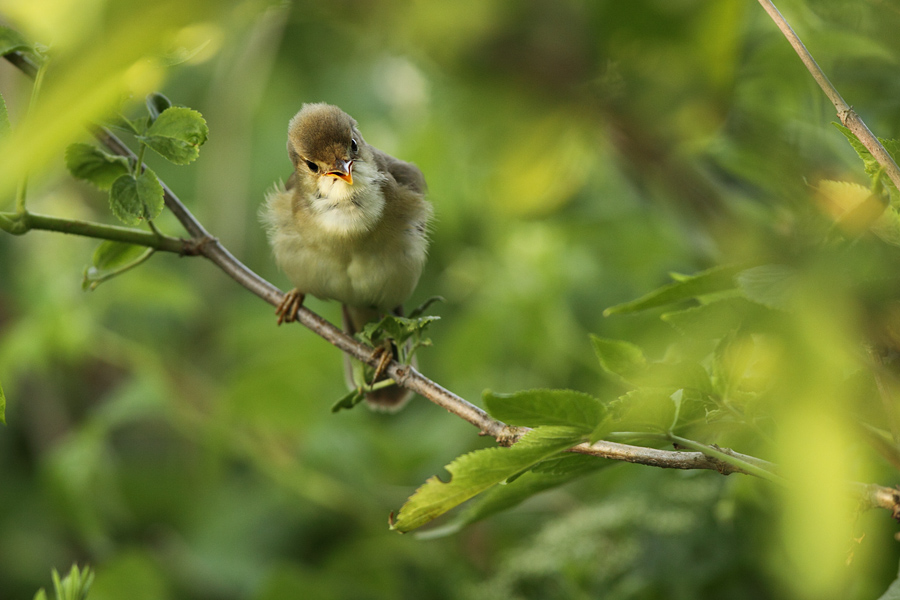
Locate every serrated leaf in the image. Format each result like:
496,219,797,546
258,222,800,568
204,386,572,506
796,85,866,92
146,92,173,123
484,389,606,433
591,336,647,386
65,143,131,191
138,107,208,165
357,314,439,347
418,455,605,538
108,169,164,226
0,379,6,425
0,26,35,57
391,426,586,532
604,264,742,315
0,92,10,139
736,265,797,310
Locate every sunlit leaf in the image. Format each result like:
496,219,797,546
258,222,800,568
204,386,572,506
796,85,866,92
0,379,6,425
0,26,36,57
591,336,647,386
391,426,586,532
484,389,606,433
604,265,742,315
108,169,164,226
834,123,900,197
0,92,10,140
418,455,605,538
735,265,798,310
661,297,764,340
137,106,208,164
65,143,131,191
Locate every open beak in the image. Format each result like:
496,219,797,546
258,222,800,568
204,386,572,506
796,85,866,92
325,159,353,185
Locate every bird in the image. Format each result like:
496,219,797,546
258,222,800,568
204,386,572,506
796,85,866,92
262,103,432,411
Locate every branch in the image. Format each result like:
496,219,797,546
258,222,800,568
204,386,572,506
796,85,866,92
2,51,899,519
757,0,900,192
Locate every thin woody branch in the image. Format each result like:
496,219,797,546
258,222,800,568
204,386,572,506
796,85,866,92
3,51,899,519
757,0,900,192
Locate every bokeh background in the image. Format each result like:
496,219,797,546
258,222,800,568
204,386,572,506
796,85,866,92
2,0,900,598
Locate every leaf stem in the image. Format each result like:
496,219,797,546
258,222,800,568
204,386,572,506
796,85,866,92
86,247,155,290
667,433,785,485
14,56,48,213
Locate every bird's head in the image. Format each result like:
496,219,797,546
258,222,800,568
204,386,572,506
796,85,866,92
287,103,364,187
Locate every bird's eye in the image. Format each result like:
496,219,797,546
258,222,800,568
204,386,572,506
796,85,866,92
350,138,358,153
304,159,319,173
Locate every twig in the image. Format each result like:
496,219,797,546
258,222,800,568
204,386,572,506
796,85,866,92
756,0,900,192
2,51,900,519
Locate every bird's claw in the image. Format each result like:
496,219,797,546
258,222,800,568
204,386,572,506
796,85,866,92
276,289,306,325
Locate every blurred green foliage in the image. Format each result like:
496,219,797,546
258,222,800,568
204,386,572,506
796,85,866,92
2,0,900,598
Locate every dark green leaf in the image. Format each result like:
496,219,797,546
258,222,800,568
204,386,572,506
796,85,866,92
138,107,208,165
391,426,586,532
145,92,172,123
0,26,35,57
357,314,439,347
103,113,148,135
736,265,797,310
83,241,154,291
877,562,900,600
418,455,605,538
108,169,164,226
65,143,131,191
331,389,366,413
484,389,606,433
604,264,742,315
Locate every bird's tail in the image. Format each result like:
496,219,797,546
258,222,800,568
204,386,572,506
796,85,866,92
342,304,415,412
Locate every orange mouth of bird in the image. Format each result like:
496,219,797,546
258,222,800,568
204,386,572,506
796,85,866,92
326,160,353,185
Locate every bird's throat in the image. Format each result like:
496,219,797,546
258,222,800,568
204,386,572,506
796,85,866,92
308,161,386,237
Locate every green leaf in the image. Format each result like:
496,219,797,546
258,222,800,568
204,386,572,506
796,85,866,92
391,426,586,532
83,241,154,291
603,264,742,315
834,123,900,196
103,113,148,135
484,389,606,433
877,561,900,600
0,26,35,57
331,389,366,413
108,169,164,226
0,92,10,139
661,297,766,340
137,107,208,165
51,564,94,600
32,590,47,600
591,336,648,386
735,265,797,310
417,455,605,538
357,314,440,349
607,388,683,434
0,379,6,425
145,92,172,123
65,143,131,191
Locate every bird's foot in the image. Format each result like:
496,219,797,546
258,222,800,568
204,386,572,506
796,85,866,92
276,289,306,325
370,341,394,383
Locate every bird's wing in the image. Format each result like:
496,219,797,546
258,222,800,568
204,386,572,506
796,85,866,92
371,146,427,195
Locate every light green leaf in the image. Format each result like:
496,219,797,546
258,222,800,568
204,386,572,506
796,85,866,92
0,26,35,57
736,265,797,310
32,589,47,600
138,107,208,165
108,169,164,226
0,379,5,425
391,426,586,532
591,336,648,386
52,564,94,600
604,264,742,315
661,297,766,340
484,389,605,433
83,241,154,291
418,455,605,538
65,143,131,191
0,92,10,139
331,389,366,413
834,123,900,197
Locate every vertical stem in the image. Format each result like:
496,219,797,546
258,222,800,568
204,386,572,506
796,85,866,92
14,57,48,214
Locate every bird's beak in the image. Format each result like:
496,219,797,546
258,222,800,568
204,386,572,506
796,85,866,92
325,159,354,185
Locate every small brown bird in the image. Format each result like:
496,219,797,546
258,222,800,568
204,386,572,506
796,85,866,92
262,103,432,411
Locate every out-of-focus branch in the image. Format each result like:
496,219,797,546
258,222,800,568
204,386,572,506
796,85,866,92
757,0,900,192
